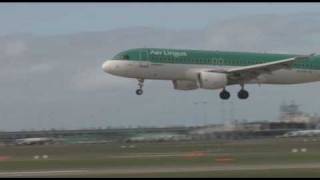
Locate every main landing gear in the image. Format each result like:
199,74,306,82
135,79,144,95
237,84,249,100
219,89,230,100
237,89,249,99
219,84,249,100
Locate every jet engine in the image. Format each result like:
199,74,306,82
198,72,227,89
172,80,199,90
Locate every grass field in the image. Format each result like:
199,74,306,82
1,137,320,177
57,168,320,178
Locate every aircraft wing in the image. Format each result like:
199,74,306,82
209,53,315,83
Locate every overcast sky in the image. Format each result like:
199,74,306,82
1,3,320,131
1,3,320,35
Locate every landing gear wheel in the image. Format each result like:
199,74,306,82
219,90,230,100
135,79,144,96
238,89,249,99
136,89,143,95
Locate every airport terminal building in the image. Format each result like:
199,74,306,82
1,102,320,145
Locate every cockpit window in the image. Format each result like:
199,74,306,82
123,54,129,60
112,52,130,60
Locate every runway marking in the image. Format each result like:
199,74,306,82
0,156,10,161
0,170,89,177
105,152,228,158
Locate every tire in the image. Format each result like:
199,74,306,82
219,90,230,100
136,89,143,95
238,90,249,99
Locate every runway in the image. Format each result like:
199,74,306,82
2,162,320,177
2,138,320,177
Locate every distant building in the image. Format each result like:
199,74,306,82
279,101,315,123
126,133,191,142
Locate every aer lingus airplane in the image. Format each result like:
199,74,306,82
102,48,316,100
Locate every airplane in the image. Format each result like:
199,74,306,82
281,129,320,137
102,48,317,100
14,137,55,145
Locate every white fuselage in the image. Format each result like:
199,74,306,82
283,130,320,137
102,60,320,86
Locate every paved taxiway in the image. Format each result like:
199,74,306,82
2,163,320,177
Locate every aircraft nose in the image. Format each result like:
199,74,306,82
102,60,112,73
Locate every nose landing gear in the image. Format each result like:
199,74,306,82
136,79,144,95
136,89,143,95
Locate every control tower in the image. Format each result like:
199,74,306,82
279,101,310,123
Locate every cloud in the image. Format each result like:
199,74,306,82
28,63,54,74
70,67,131,92
204,13,320,54
5,40,28,57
